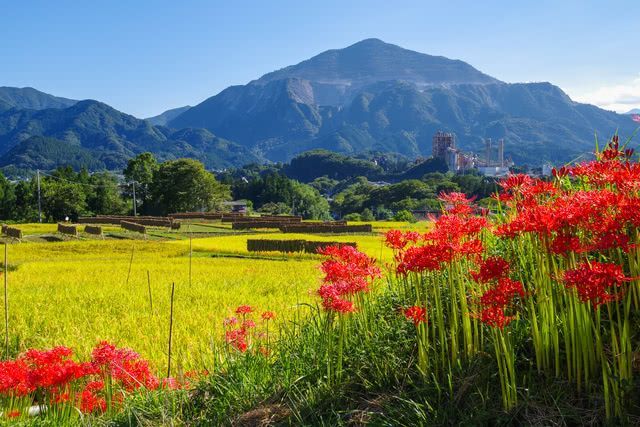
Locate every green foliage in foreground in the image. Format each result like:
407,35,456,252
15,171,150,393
111,286,640,426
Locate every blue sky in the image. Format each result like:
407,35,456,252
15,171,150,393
1,0,638,117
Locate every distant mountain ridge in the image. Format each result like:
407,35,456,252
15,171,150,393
0,100,261,174
626,108,640,114
146,105,192,126
0,86,77,112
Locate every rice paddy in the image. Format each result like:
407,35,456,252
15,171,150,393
0,221,421,372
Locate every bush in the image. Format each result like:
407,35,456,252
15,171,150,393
374,206,394,220
343,213,362,221
360,208,375,221
393,209,415,222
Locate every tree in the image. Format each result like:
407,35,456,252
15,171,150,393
0,172,16,220
150,159,230,215
234,171,330,220
13,180,38,221
87,172,127,215
290,181,331,220
41,179,87,221
309,176,339,195
258,202,292,215
124,153,159,215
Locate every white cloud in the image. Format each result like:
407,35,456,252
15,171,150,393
569,75,640,113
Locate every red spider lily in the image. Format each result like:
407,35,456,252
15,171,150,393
317,284,356,313
9,346,92,393
550,233,583,255
225,328,248,352
425,214,487,243
0,342,162,415
235,305,253,315
5,410,20,419
223,316,238,326
561,261,634,308
403,306,428,326
0,360,32,397
91,341,159,391
319,245,381,284
479,305,515,329
479,278,525,308
438,191,477,215
79,387,107,413
317,246,380,313
499,174,535,194
552,166,569,179
476,277,524,329
384,230,421,250
491,192,514,204
396,243,454,275
261,311,275,321
242,319,256,329
470,257,511,284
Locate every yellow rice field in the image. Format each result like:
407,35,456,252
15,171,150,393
0,221,425,372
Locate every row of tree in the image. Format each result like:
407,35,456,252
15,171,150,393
0,156,230,222
0,149,499,223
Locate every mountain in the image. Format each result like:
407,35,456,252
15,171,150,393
626,108,640,114
170,39,636,165
0,100,261,173
0,87,77,112
252,38,500,105
146,105,191,126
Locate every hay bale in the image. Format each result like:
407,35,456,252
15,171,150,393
247,239,305,253
84,225,103,236
57,223,78,236
4,226,22,239
303,241,357,254
232,221,288,230
121,221,146,234
280,224,372,234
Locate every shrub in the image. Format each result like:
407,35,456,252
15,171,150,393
393,209,415,222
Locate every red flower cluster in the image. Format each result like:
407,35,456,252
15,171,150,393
403,306,427,326
384,230,421,250
0,342,163,415
439,191,477,216
494,150,640,255
477,278,525,329
561,261,634,308
261,311,275,321
224,306,274,353
235,305,253,315
470,258,524,330
317,245,380,313
91,341,159,391
225,328,249,353
470,256,511,284
391,192,487,275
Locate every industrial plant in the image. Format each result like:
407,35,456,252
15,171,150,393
431,131,512,176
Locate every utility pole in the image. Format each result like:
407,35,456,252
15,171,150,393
132,181,137,216
36,170,42,223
